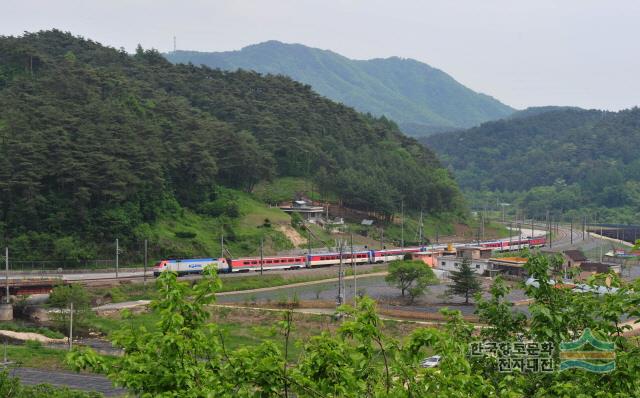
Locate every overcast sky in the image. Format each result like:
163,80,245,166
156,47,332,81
3,0,639,110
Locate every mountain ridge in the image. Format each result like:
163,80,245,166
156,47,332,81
165,40,515,136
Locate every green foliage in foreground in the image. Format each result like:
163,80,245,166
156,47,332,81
65,255,640,397
0,371,100,397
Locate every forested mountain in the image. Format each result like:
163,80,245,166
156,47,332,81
0,30,463,258
425,107,640,220
165,41,515,137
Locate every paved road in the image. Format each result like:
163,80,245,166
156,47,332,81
8,367,125,396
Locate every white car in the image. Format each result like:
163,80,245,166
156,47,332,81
420,355,441,368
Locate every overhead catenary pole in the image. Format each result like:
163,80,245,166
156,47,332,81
509,222,513,251
401,199,404,249
351,232,356,305
5,247,8,304
115,238,119,279
337,241,344,306
570,219,573,245
221,230,224,258
143,239,148,289
418,209,424,247
481,211,485,242
547,211,552,249
69,302,74,350
531,216,534,238
518,212,522,249
600,224,604,263
260,237,264,276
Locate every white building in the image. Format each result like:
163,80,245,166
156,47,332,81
436,246,494,277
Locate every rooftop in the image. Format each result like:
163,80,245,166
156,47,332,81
563,250,587,262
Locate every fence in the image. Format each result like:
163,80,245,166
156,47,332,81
7,259,117,273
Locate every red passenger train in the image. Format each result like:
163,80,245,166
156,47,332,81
154,236,546,275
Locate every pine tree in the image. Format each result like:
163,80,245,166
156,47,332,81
447,258,482,304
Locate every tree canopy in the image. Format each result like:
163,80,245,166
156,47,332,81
0,30,463,258
385,259,438,301
426,107,640,221
447,258,482,304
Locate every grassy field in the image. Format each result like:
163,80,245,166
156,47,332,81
88,265,387,305
4,343,71,370
87,304,424,361
145,191,295,259
0,321,64,339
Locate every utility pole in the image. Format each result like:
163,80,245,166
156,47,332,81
69,302,74,351
115,238,119,279
260,237,264,276
5,247,8,304
143,239,148,289
220,231,224,258
173,36,176,52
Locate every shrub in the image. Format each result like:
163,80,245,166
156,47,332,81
174,231,197,239
25,339,43,350
198,196,240,218
49,284,91,335
290,212,303,229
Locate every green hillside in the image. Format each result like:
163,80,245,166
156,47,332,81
425,107,640,221
165,41,515,137
0,30,463,260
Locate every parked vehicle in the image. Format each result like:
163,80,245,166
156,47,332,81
420,355,441,368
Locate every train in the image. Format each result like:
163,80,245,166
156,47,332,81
153,236,547,276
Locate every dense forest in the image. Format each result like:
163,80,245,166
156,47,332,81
0,30,463,259
166,41,514,137
425,107,640,221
